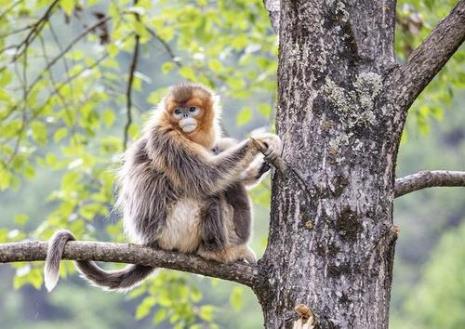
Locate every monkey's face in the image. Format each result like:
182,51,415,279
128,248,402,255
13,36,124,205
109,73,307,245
172,105,202,133
164,83,217,147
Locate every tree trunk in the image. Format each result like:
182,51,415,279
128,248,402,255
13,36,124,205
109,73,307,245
254,1,403,328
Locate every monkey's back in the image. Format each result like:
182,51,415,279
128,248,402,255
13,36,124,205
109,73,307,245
117,138,178,245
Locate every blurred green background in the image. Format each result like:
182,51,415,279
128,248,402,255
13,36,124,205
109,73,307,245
0,0,464,328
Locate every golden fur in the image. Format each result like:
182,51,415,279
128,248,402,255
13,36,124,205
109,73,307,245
43,82,282,292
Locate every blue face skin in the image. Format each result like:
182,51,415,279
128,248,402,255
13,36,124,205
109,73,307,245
173,106,200,119
173,106,201,133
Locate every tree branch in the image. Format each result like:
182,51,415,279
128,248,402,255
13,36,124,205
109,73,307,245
11,0,60,60
0,240,258,287
395,170,465,198
392,0,465,109
123,0,141,150
145,26,182,67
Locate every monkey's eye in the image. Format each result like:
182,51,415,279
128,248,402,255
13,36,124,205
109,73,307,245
174,108,182,115
189,107,197,113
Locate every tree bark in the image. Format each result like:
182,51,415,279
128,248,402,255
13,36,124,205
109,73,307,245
255,1,401,328
0,1,463,328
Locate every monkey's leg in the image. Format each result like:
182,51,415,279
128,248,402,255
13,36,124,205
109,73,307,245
199,195,227,252
198,184,257,264
224,184,257,263
198,194,249,263
224,184,251,242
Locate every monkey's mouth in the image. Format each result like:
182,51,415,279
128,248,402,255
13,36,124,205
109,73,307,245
179,118,197,133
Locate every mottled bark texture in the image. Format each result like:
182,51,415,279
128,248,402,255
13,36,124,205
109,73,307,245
0,1,464,328
255,1,464,329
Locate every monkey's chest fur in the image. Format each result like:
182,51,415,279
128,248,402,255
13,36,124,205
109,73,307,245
157,197,234,253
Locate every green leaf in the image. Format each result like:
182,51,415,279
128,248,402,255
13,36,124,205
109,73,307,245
236,106,252,126
129,123,140,139
229,287,244,311
134,20,150,40
162,62,175,74
0,88,12,103
107,44,119,58
31,121,48,145
147,88,169,105
102,109,116,127
0,165,12,190
0,70,12,86
189,325,202,329
153,308,167,324
45,153,58,167
199,305,214,322
179,67,196,81
208,59,222,73
227,77,246,91
13,267,42,289
258,103,271,117
53,127,68,142
61,171,80,190
60,0,74,16
135,296,156,319
190,287,202,302
14,214,29,226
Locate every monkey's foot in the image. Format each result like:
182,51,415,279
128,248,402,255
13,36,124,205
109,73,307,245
197,244,256,264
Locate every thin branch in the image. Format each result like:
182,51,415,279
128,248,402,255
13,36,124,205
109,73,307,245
38,34,71,112
391,0,465,109
395,170,465,198
48,22,76,104
0,0,25,20
0,24,35,39
25,16,112,97
11,0,61,61
145,26,182,67
19,34,132,124
7,43,29,164
123,0,141,150
0,241,258,287
0,17,114,163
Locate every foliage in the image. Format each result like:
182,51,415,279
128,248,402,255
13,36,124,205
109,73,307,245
396,0,465,136
0,0,464,328
0,0,276,327
391,95,465,329
391,221,465,329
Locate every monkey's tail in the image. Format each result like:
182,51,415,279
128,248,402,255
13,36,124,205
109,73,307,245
44,230,155,292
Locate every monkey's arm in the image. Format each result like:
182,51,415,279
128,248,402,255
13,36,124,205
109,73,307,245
214,138,270,188
147,128,279,196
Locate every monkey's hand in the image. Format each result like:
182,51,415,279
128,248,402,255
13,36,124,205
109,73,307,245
250,133,286,173
250,133,283,159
